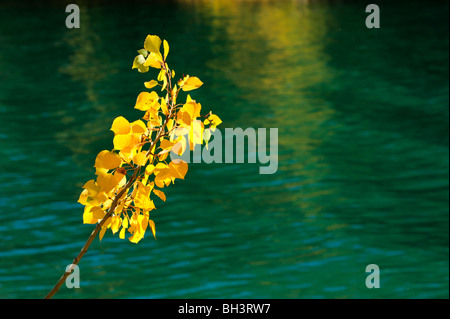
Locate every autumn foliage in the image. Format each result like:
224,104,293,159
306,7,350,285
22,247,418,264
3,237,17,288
77,35,221,244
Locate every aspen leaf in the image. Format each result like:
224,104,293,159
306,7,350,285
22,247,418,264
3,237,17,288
160,139,176,150
182,102,201,120
144,80,158,89
149,219,156,239
83,180,100,196
133,152,148,166
78,189,89,205
181,76,203,91
99,226,107,241
145,163,155,174
132,55,149,73
113,133,132,150
172,135,187,156
163,39,169,61
94,150,109,168
83,206,98,224
122,216,129,228
129,232,144,244
143,52,162,69
91,206,105,219
153,189,166,202
139,215,149,233
97,172,118,193
111,116,131,135
111,215,121,234
131,120,147,134
119,227,126,239
137,49,148,58
169,159,188,180
135,91,159,111
205,113,222,131
101,152,121,170
144,35,162,54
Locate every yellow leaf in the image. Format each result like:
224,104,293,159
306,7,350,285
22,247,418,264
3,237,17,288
153,189,166,202
160,139,176,150
83,206,98,224
144,35,162,54
82,180,100,196
97,172,118,193
99,226,107,242
143,52,162,69
111,116,130,135
182,102,201,120
139,215,149,233
113,133,132,150
132,55,149,73
169,159,188,180
111,215,122,234
145,164,155,175
119,227,126,239
144,80,158,89
101,151,122,170
181,76,203,91
172,135,187,156
91,206,105,219
122,216,129,228
135,91,159,111
78,189,89,205
129,232,144,243
205,113,222,131
189,120,204,149
94,150,109,169
114,170,127,188
133,151,148,166
103,199,113,210
131,120,147,134
163,39,169,61
149,219,157,239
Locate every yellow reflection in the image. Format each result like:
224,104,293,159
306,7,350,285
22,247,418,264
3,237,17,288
56,4,115,159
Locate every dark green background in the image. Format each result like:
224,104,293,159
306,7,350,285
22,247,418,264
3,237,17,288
0,0,448,298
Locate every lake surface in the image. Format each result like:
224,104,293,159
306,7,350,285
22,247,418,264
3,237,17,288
0,0,448,298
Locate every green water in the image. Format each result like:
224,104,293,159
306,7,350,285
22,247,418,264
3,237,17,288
0,0,448,298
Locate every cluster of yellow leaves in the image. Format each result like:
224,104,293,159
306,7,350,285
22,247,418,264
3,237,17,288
78,35,221,244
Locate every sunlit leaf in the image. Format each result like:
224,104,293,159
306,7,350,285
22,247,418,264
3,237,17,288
144,80,158,89
144,35,162,54
134,91,159,111
100,151,122,170
163,39,169,61
131,120,147,134
97,172,118,193
169,159,188,180
99,226,107,241
181,76,203,91
153,189,166,202
143,52,162,69
119,227,126,239
149,220,156,239
132,55,149,73
137,49,148,58
133,151,148,166
111,116,131,135
113,133,132,151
